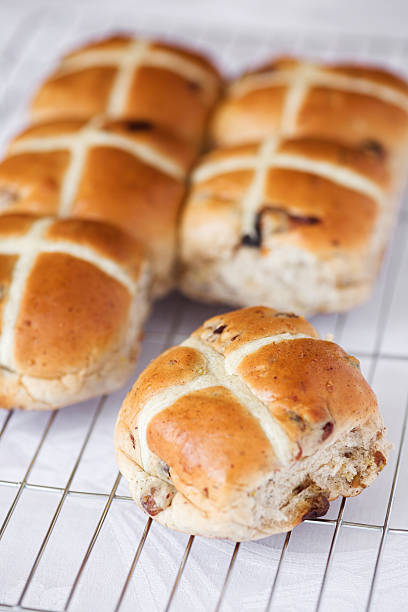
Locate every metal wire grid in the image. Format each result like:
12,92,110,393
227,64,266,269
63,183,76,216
0,4,408,611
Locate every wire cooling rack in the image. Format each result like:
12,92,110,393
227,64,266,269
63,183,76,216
0,3,408,611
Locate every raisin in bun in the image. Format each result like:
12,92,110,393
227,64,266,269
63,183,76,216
115,306,390,541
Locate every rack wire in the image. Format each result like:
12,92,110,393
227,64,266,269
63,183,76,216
0,3,408,611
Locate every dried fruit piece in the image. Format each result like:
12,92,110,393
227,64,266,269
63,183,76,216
374,450,386,469
361,139,386,160
0,188,18,209
302,493,330,521
322,421,334,441
141,490,162,516
125,120,154,131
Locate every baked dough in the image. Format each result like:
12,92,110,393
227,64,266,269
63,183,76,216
179,137,394,315
115,306,390,541
31,35,221,145
0,214,150,410
211,57,408,162
0,118,194,296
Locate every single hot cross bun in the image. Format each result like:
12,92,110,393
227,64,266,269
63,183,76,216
31,35,222,145
0,213,150,410
211,57,408,161
179,137,394,315
115,306,390,541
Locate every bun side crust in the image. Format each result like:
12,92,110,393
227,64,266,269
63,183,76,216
116,414,388,540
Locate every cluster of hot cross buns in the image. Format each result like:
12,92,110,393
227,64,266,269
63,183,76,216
0,35,401,539
0,36,222,409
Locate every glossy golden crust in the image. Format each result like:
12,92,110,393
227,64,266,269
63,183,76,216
211,56,408,156
0,119,193,295
0,214,150,410
194,307,377,454
121,346,208,427
237,337,377,454
212,85,287,147
0,151,70,214
125,65,212,143
0,215,146,282
297,86,408,152
63,37,221,81
15,252,132,378
0,214,37,236
148,385,277,506
263,169,377,251
31,36,222,144
45,217,146,281
73,146,184,290
32,67,116,121
322,63,408,95
278,138,390,186
100,119,195,168
115,307,389,540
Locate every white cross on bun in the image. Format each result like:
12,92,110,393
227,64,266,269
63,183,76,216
0,214,150,410
115,306,390,541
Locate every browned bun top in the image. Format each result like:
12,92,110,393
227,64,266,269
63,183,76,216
322,62,408,95
246,56,408,93
45,216,146,281
31,35,222,143
278,138,390,186
212,56,408,153
194,305,319,352
64,35,221,78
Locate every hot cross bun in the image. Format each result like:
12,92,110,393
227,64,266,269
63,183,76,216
211,57,408,163
31,35,222,145
0,214,150,410
115,306,390,541
179,137,394,315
